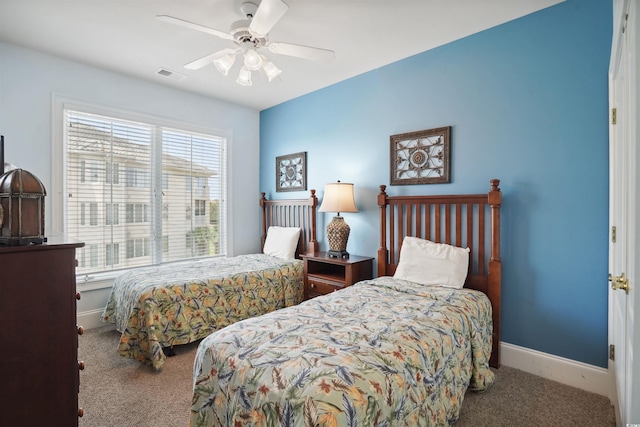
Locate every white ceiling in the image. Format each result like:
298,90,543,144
0,0,563,111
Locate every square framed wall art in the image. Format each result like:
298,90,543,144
276,151,307,192
390,126,451,185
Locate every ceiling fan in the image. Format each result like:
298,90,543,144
157,0,335,86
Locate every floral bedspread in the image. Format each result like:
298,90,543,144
190,276,494,427
102,254,304,369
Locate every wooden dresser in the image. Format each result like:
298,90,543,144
0,238,85,426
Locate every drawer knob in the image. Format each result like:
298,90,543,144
78,360,85,370
77,326,84,335
76,292,81,300
310,283,316,288
78,407,84,417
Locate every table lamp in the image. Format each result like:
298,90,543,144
319,181,358,258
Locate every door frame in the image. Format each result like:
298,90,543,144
608,0,639,424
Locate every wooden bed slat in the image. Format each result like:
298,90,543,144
377,179,502,368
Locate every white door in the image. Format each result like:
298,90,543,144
609,0,638,424
609,45,628,426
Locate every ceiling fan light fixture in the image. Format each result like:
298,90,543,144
236,66,253,86
213,53,236,76
261,57,282,82
243,48,263,71
160,0,335,86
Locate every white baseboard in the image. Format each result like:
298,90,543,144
77,309,107,330
501,341,610,397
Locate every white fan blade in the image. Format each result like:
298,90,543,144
157,15,234,41
249,0,288,37
267,42,335,62
183,49,237,70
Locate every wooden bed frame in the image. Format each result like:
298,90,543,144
259,190,319,257
377,179,502,368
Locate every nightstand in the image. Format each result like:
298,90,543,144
301,252,374,299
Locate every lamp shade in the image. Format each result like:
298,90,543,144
236,66,252,86
243,48,263,71
261,57,282,82
319,182,358,214
213,53,236,76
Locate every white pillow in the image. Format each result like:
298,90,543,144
262,226,301,260
393,236,470,289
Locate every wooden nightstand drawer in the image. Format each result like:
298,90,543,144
307,276,344,298
301,252,374,300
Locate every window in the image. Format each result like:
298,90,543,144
89,203,98,226
106,203,119,225
78,247,86,268
195,200,206,216
106,243,120,266
64,109,227,277
125,203,149,223
106,161,120,184
125,167,149,188
89,245,99,268
87,160,100,183
126,238,150,259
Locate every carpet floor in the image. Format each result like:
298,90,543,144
78,325,616,427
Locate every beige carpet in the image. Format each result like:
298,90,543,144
79,325,616,427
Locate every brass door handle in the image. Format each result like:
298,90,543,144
608,273,629,294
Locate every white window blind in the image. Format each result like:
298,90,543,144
64,109,227,277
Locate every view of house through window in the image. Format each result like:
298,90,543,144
64,109,227,277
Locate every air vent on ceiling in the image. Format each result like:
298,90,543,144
156,68,186,81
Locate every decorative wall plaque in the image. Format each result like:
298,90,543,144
390,126,451,185
276,151,307,192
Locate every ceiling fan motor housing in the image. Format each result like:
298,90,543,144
231,19,267,47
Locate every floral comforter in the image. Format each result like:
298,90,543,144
190,276,494,427
102,254,304,369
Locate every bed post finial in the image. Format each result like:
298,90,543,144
377,185,387,206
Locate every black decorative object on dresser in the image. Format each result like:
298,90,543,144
0,237,85,426
301,251,373,299
0,167,47,246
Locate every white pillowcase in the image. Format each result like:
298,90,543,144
393,236,470,289
262,226,301,260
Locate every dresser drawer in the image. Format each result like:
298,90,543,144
306,275,344,297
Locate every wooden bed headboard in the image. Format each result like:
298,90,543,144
377,179,502,368
259,190,319,257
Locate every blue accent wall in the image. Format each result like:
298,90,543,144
260,0,612,367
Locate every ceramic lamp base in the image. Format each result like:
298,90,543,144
326,215,350,258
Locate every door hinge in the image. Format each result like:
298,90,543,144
611,108,617,124
609,344,615,361
612,226,617,243
623,13,628,33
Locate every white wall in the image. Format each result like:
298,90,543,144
0,42,261,319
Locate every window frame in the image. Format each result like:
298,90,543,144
52,97,232,288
